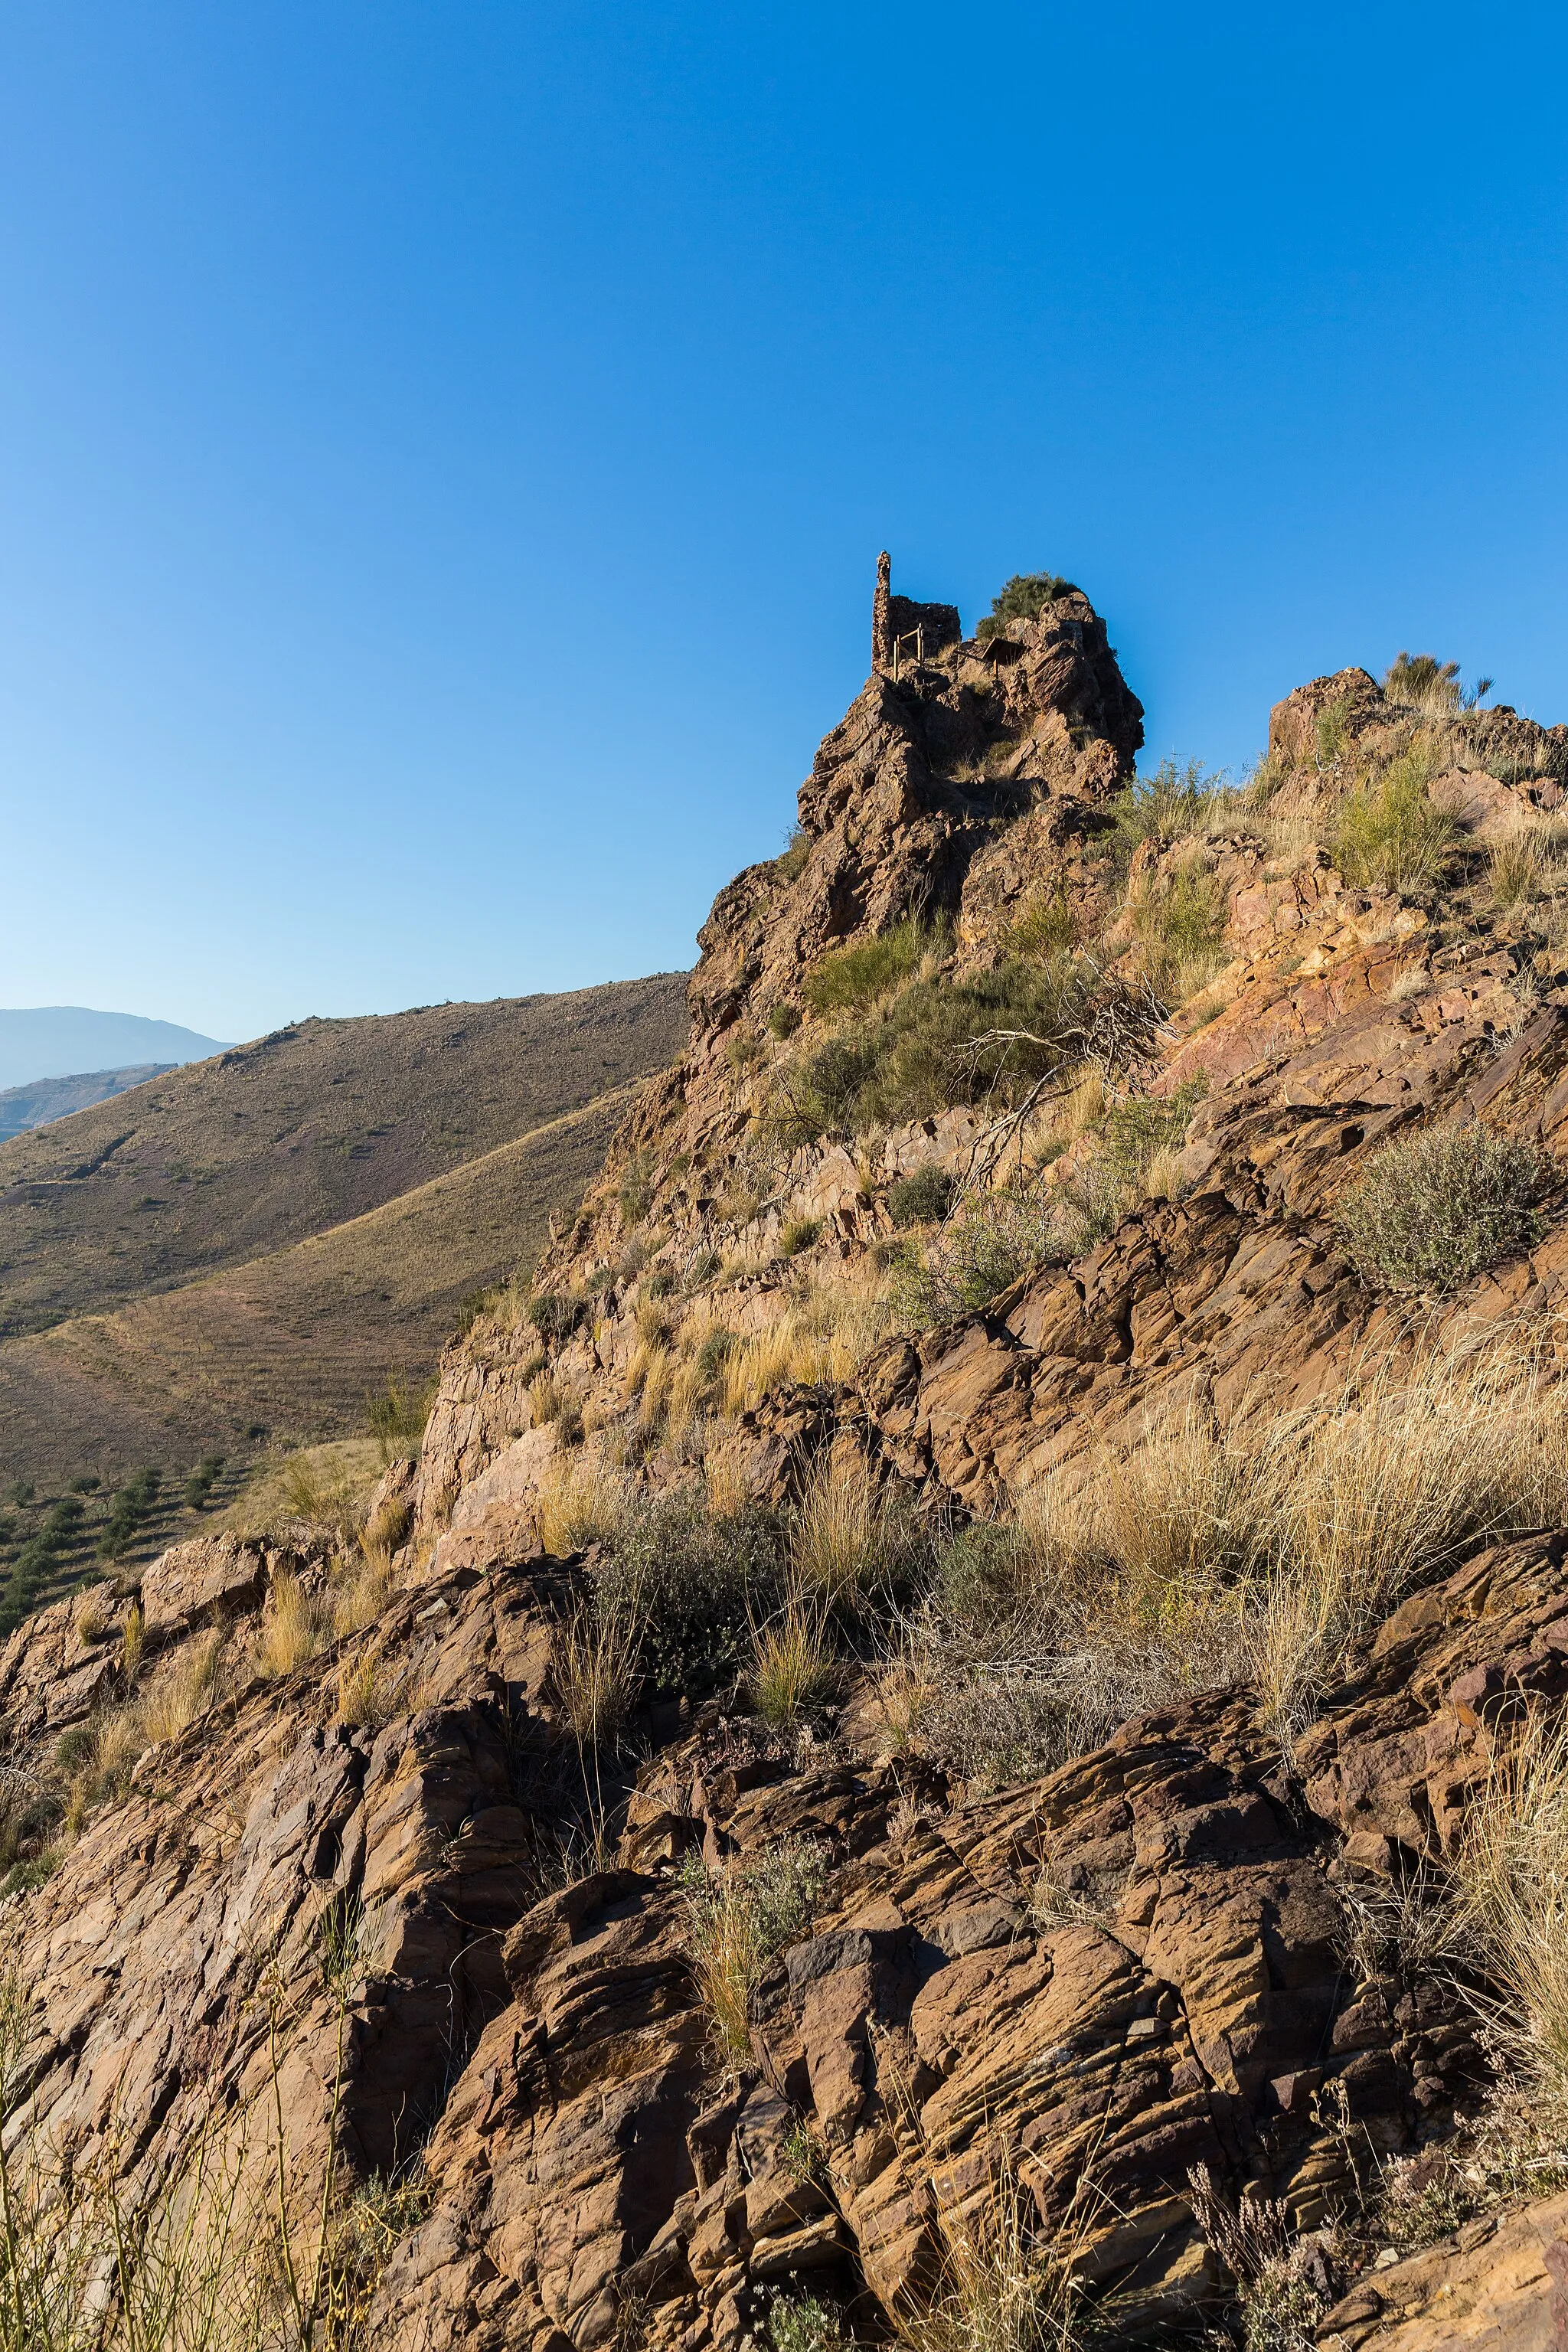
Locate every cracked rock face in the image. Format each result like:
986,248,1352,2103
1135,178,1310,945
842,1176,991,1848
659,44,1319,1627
8,598,1568,2344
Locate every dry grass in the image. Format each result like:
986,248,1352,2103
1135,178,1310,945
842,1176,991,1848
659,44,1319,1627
1453,1710,1568,2102
335,1651,400,1731
680,1841,828,2069
892,2152,1095,2352
224,1440,383,1549
137,1633,224,1746
258,1570,332,1678
750,1606,838,1726
790,1455,906,1612
74,1587,109,1645
535,1455,632,1554
906,1345,1568,1782
720,1282,890,1417
551,1604,639,1749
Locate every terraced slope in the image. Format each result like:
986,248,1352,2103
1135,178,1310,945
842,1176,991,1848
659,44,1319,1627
0,976,687,1340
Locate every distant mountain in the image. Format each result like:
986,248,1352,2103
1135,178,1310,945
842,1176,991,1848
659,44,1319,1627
0,1063,177,1143
0,1008,228,1092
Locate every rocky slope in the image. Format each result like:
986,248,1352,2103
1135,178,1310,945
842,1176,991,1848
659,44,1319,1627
4,572,1568,2349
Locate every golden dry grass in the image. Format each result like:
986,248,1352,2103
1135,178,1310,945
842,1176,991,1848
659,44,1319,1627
535,1455,632,1554
720,1282,890,1417
221,1440,384,1546
1453,1710,1568,2101
749,1605,837,1726
789,1453,906,1613
551,1606,639,1749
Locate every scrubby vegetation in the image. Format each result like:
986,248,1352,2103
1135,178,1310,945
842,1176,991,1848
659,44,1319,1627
975,570,1080,641
681,1838,828,2063
1333,737,1459,891
1334,1122,1553,1294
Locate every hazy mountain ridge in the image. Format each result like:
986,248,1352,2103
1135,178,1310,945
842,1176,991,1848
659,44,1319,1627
0,1006,227,1089
0,1063,176,1142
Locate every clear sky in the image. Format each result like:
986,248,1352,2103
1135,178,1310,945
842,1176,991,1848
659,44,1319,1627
2,2,1565,1044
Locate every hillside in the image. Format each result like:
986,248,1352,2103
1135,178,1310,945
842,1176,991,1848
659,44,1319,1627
0,1005,227,1087
7,570,1568,2350
0,1063,175,1142
0,1084,640,1490
0,975,686,1341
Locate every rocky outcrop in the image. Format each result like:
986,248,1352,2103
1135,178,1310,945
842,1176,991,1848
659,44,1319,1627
9,578,1568,2344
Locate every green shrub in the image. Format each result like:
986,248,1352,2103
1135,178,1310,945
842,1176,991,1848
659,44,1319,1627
780,1216,821,1258
1334,1123,1553,1294
1007,880,1080,961
1131,864,1227,996
888,1187,1061,1325
776,823,812,880
767,1002,802,1039
886,1164,954,1227
932,1520,1026,1628
593,1498,785,1697
67,1475,100,1496
766,2292,850,2351
528,1291,587,1343
975,570,1079,641
96,1473,158,1563
697,1328,736,1379
1106,756,1226,868
780,955,1106,1147
1315,697,1352,767
366,1375,435,1459
1055,1080,1206,1249
182,1454,225,1511
1334,742,1459,892
802,916,933,1016
619,1149,655,1226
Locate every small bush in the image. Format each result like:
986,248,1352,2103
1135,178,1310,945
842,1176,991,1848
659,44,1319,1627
1006,880,1080,961
696,1328,737,1380
775,956,1105,1146
802,916,933,1016
766,2292,850,2351
1315,697,1352,766
593,1496,785,1697
975,570,1078,641
681,1839,829,2065
619,1148,655,1225
67,1475,100,1495
366,1376,435,1462
888,1186,1060,1326
780,1215,822,1258
1106,756,1227,868
1333,740,1459,892
1130,863,1227,998
767,1002,802,1039
777,822,812,880
529,1290,587,1344
182,1453,225,1511
1334,1122,1551,1294
96,1472,158,1562
886,1163,954,1228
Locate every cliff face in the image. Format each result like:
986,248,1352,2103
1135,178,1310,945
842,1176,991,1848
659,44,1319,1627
6,575,1568,2350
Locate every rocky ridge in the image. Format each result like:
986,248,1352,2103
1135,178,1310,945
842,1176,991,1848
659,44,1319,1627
4,571,1568,2347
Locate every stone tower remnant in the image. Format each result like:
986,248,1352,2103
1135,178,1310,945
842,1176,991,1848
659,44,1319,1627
871,551,963,675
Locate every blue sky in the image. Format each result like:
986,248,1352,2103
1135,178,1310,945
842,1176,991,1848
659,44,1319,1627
2,2,1565,1042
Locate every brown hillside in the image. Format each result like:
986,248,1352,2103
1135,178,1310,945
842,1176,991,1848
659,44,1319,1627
11,572,1568,2350
0,975,687,1340
0,1083,641,1489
